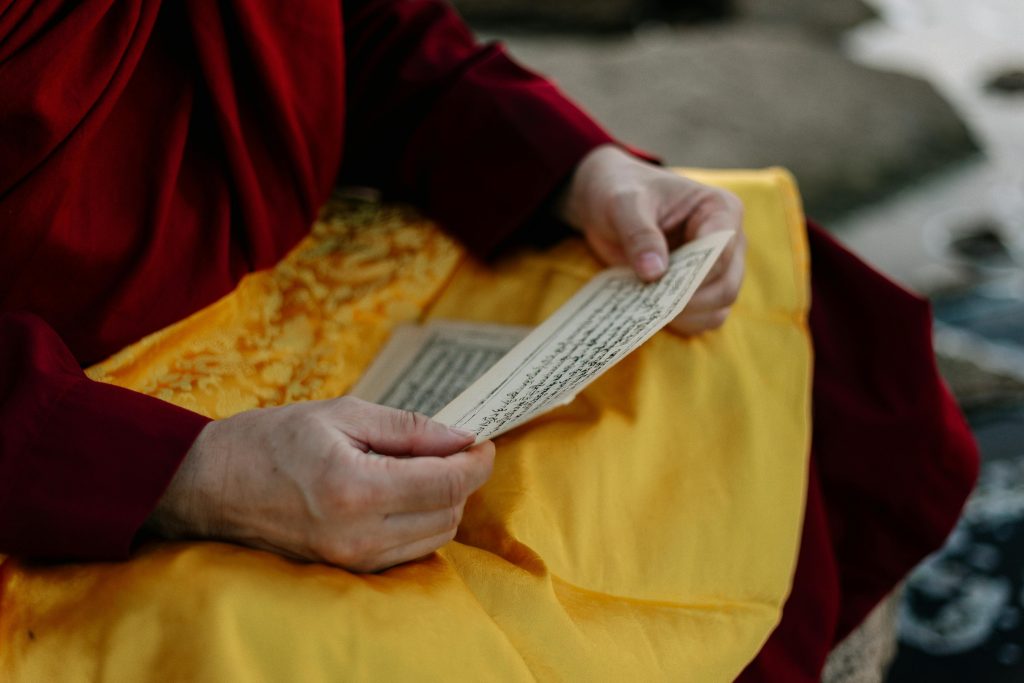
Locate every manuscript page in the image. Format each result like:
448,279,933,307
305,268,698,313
352,231,732,442
350,321,530,416
433,231,733,441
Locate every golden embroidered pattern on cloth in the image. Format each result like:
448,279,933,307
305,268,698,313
86,201,464,415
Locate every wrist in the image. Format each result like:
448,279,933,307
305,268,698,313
146,420,221,540
556,144,618,228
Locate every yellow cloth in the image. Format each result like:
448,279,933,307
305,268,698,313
0,168,811,682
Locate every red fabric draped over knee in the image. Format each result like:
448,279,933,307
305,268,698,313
738,222,979,682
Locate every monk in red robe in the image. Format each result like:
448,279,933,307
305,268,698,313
0,1,978,679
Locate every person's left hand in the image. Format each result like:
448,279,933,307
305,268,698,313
557,144,746,336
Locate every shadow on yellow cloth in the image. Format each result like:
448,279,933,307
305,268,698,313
0,169,810,681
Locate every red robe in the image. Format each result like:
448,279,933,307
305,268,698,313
0,0,611,559
0,1,977,679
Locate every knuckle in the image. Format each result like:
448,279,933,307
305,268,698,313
408,410,431,434
334,395,356,409
445,505,463,531
624,225,659,249
337,395,362,411
392,410,433,451
669,318,697,336
344,538,373,567
292,407,325,434
478,442,496,474
328,479,379,514
322,534,376,570
609,186,641,208
615,213,653,235
605,189,643,219
718,188,743,212
391,408,419,433
331,395,364,416
708,309,730,329
736,227,749,249
441,469,467,508
309,533,337,562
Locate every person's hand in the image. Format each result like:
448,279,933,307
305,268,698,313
147,397,495,572
557,144,746,335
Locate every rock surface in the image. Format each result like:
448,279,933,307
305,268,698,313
733,0,875,37
498,24,978,219
936,353,1024,413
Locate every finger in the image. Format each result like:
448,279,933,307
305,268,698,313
689,224,742,287
699,246,730,284
684,189,744,241
665,191,742,283
333,397,475,457
328,502,467,565
710,224,745,278
383,502,465,547
684,279,739,316
669,307,731,336
611,193,670,281
688,225,745,290
357,527,459,573
370,440,495,512
683,250,745,314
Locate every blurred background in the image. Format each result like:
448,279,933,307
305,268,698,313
449,1,1024,681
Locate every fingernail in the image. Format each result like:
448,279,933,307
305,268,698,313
449,427,476,439
637,252,666,280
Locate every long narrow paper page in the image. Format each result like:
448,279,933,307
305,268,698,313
433,230,734,441
350,321,531,416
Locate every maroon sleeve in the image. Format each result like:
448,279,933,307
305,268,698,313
0,0,222,561
0,0,617,561
0,314,210,560
340,0,617,257
0,0,342,560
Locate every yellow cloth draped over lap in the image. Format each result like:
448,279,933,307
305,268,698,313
0,169,811,682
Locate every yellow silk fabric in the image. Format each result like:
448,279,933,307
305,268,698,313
0,168,811,682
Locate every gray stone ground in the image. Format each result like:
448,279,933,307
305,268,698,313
837,7,1024,410
735,0,876,36
495,23,974,220
461,0,976,220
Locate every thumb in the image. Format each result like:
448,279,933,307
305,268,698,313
335,398,475,457
612,200,670,281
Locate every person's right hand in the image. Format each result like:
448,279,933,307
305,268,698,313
147,397,495,572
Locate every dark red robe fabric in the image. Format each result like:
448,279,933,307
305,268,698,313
0,0,612,559
737,224,979,681
0,1,977,679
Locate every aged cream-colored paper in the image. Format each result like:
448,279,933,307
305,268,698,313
352,231,732,441
433,231,734,441
350,320,531,416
